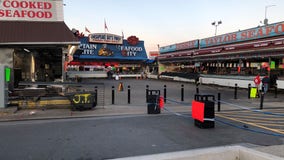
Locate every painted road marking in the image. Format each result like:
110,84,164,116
216,108,284,135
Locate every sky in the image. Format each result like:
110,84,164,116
63,0,284,52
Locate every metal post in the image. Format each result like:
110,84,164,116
260,92,264,110
94,86,98,106
275,83,277,98
112,86,115,104
234,83,237,99
164,85,167,103
128,85,130,104
196,83,199,94
248,83,251,99
218,93,221,112
181,84,184,101
146,85,149,102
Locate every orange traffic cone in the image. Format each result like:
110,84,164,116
118,82,124,91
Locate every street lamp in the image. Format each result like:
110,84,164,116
212,20,222,36
264,5,276,25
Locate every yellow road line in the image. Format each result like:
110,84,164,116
217,114,284,121
216,114,284,135
232,119,284,126
259,123,284,127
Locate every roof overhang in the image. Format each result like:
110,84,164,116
0,21,80,46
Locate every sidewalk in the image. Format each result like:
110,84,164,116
0,94,283,121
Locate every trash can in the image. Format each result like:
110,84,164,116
192,94,215,128
147,90,160,114
67,92,97,111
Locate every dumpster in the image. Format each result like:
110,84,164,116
147,90,160,114
192,94,215,128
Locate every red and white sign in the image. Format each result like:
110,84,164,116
0,0,64,21
192,100,205,122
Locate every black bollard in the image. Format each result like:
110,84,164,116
248,83,251,99
164,85,167,103
260,91,264,110
128,85,131,104
112,86,115,104
275,84,278,98
196,83,199,94
234,83,237,99
146,85,149,102
94,86,98,106
218,93,221,112
181,84,184,101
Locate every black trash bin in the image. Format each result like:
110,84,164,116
192,94,215,128
147,90,160,114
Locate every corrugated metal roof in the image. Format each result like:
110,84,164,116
0,21,79,45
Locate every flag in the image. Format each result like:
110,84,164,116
104,19,108,31
85,26,91,33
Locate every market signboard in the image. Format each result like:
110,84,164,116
200,21,284,48
159,44,176,54
0,0,64,21
176,40,199,51
88,33,123,45
73,36,148,61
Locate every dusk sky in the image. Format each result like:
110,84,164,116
63,0,284,52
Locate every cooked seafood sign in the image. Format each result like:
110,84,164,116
0,0,64,21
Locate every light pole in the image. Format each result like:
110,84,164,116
212,20,222,36
264,5,276,25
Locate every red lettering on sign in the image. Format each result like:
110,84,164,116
0,10,4,17
44,2,52,9
231,33,237,41
29,1,36,8
266,26,275,35
3,1,10,7
241,31,247,40
247,30,255,38
275,23,284,34
257,27,263,37
2,1,52,10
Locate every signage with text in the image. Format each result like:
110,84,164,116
73,37,148,61
176,40,199,51
0,0,64,21
200,21,284,48
88,33,123,45
159,44,176,54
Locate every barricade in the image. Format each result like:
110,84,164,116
192,94,215,128
147,90,161,114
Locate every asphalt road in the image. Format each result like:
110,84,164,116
0,114,283,160
1,79,284,160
